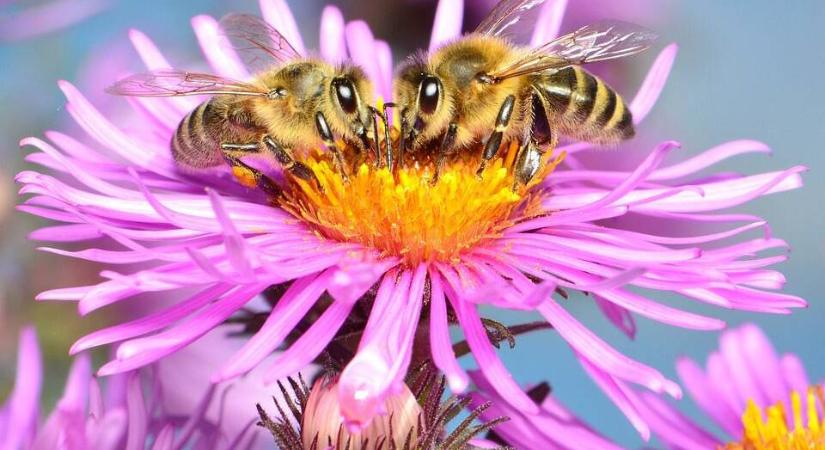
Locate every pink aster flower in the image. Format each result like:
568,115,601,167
0,327,257,450
17,0,805,437
635,323,824,449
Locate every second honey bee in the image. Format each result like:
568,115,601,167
394,0,657,185
107,14,376,194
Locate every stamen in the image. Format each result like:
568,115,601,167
725,386,825,450
279,135,564,267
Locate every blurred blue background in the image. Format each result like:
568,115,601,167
0,0,823,447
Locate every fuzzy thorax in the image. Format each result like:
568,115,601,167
279,141,563,267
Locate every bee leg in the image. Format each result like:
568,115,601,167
261,135,324,192
314,112,349,181
431,122,458,185
512,139,545,190
382,102,396,170
477,95,516,177
368,106,383,167
220,144,283,198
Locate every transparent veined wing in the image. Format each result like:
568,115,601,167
106,70,267,97
487,20,657,81
219,13,302,73
475,0,549,44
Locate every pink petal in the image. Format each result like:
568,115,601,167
676,357,741,436
429,0,464,52
1,327,42,450
428,270,469,392
629,43,679,124
320,6,347,63
99,284,264,376
190,15,249,80
594,296,636,339
259,0,306,55
71,284,232,354
579,356,651,440
339,266,425,430
537,292,680,396
125,373,147,450
636,392,720,449
530,0,567,46
445,278,539,415
214,271,333,381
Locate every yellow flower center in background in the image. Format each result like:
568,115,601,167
280,142,563,266
724,386,825,450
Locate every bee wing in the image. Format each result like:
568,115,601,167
488,21,658,80
219,13,302,72
475,0,549,43
106,70,267,97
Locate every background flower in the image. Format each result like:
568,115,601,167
0,327,259,450
635,323,824,449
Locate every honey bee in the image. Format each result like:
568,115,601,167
107,14,376,194
393,0,657,185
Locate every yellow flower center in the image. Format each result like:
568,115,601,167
724,386,825,450
279,141,563,267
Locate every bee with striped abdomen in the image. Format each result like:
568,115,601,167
107,14,376,195
393,0,656,186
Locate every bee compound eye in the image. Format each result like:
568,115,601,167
333,78,358,114
418,76,440,115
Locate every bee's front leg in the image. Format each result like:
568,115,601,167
431,122,458,185
477,94,516,176
315,112,349,181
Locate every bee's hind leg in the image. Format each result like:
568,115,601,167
477,94,516,177
260,136,324,192
221,143,283,198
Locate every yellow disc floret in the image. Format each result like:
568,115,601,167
724,386,825,450
280,143,563,266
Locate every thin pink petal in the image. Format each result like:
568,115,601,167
630,43,679,123
1,327,42,450
190,15,249,80
320,6,347,63
579,356,651,440
530,0,567,46
259,0,306,55
428,270,470,392
429,0,464,52
214,271,333,381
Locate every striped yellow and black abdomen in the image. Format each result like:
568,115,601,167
171,99,225,170
533,66,634,145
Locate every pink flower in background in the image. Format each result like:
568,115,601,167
0,327,256,450
468,372,622,450
636,324,825,449
17,0,805,437
0,0,109,42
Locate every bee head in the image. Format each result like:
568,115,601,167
394,53,453,149
325,65,375,150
